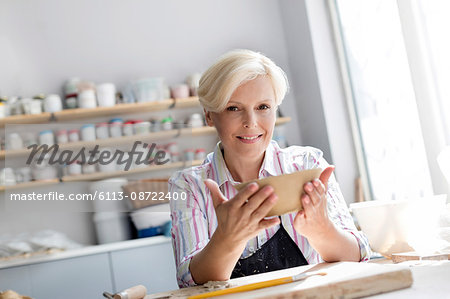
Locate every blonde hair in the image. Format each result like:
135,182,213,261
198,49,289,112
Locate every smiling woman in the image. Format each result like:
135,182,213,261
204,76,277,183
168,49,371,288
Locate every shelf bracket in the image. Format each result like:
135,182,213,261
168,98,177,109
49,113,57,122
174,127,182,138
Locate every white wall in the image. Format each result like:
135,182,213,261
278,0,331,160
278,0,359,205
0,0,361,245
0,0,303,244
0,0,302,145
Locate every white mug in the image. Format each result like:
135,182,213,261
39,130,55,146
20,98,33,114
170,84,190,99
78,90,97,108
81,124,96,141
29,100,43,114
1,168,16,185
0,103,7,118
186,73,202,96
96,83,116,107
98,148,117,173
68,162,82,175
44,94,63,113
7,133,24,150
17,167,32,183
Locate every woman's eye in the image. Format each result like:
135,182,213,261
258,104,270,110
226,106,238,111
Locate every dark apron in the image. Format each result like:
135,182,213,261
231,218,308,278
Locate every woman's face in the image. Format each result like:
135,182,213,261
205,76,277,161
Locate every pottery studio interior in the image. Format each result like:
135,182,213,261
1,1,450,299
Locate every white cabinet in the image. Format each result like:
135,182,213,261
28,253,112,299
110,240,177,294
0,265,32,295
0,237,177,298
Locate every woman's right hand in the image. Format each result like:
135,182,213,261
204,179,280,249
189,180,280,283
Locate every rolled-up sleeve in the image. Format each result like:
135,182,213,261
327,179,371,260
168,171,210,288
318,156,372,262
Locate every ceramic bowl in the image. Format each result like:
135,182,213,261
350,194,447,257
235,168,322,217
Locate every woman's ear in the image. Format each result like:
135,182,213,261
204,108,214,127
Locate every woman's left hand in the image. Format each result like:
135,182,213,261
293,166,335,239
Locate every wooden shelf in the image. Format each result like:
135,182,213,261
0,160,203,191
0,117,292,159
275,116,291,126
0,116,292,191
61,160,203,182
0,112,54,128
0,97,200,127
1,126,217,159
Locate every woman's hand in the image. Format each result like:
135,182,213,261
293,166,335,239
204,179,280,249
292,166,361,262
189,180,280,283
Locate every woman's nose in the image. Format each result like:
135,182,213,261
243,111,257,128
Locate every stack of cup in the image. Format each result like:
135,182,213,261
96,83,116,107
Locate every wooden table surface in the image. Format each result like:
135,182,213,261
144,260,450,299
369,260,450,298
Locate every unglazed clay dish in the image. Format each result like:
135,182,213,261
235,168,322,216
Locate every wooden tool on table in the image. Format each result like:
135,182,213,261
103,285,147,299
145,262,414,299
391,251,449,263
187,271,327,299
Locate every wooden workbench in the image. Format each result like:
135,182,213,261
145,261,421,298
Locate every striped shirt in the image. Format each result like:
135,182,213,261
168,140,371,288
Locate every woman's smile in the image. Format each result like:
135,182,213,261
236,134,264,143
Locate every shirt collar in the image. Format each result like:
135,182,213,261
211,140,280,187
259,140,279,177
